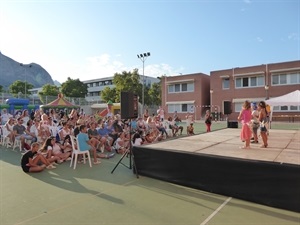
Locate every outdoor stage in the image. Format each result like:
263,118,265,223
132,128,300,212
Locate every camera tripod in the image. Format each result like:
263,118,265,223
111,121,139,178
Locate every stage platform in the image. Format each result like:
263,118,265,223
133,128,300,212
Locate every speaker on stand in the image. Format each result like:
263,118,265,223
112,91,139,178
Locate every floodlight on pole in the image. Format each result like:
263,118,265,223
210,89,214,112
20,63,32,99
137,52,150,115
264,85,269,100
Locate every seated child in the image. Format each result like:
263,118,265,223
187,123,195,135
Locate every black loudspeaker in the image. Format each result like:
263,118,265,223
121,92,138,119
227,121,238,128
224,101,232,114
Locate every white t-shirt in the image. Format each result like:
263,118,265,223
133,138,143,146
1,113,12,125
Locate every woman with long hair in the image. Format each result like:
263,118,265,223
40,137,62,163
4,117,15,145
258,101,268,148
237,100,252,149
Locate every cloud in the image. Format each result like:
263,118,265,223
256,37,263,42
243,0,252,4
51,54,180,83
288,33,299,41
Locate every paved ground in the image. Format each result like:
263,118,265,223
1,125,300,225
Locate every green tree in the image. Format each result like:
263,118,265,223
0,85,3,93
38,84,60,104
113,69,142,102
101,86,117,103
60,77,87,98
9,80,34,97
148,81,161,106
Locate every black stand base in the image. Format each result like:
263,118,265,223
111,120,139,178
111,148,139,178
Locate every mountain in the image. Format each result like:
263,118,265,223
0,52,54,89
53,80,61,87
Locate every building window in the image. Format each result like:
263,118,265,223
272,72,300,85
168,103,194,113
290,73,298,84
234,103,243,113
273,105,300,112
242,77,248,87
280,75,287,84
168,85,174,93
168,83,194,93
235,75,265,88
182,104,188,112
222,78,229,89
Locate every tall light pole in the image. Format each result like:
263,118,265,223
210,89,213,112
20,63,32,99
265,85,269,100
137,52,150,115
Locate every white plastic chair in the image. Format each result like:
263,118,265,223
12,138,22,151
0,125,5,146
163,121,173,136
69,135,92,169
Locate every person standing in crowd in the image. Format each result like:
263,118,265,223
204,110,212,132
237,100,252,149
250,102,260,144
106,101,114,118
173,111,181,122
157,106,165,122
258,101,268,148
1,109,12,125
143,108,149,121
185,112,194,125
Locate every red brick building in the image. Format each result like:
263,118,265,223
161,73,210,121
211,60,300,120
161,60,300,122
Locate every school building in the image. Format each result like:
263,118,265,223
161,60,300,122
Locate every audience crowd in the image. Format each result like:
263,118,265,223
1,107,185,172
1,101,269,172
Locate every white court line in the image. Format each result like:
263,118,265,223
200,197,232,225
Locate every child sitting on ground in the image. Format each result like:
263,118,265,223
187,123,195,135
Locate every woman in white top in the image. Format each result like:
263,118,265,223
21,109,30,127
132,132,144,146
114,132,129,154
58,121,71,142
37,114,51,144
4,118,15,144
1,109,12,125
40,137,65,163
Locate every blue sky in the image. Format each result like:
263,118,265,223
0,0,299,84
